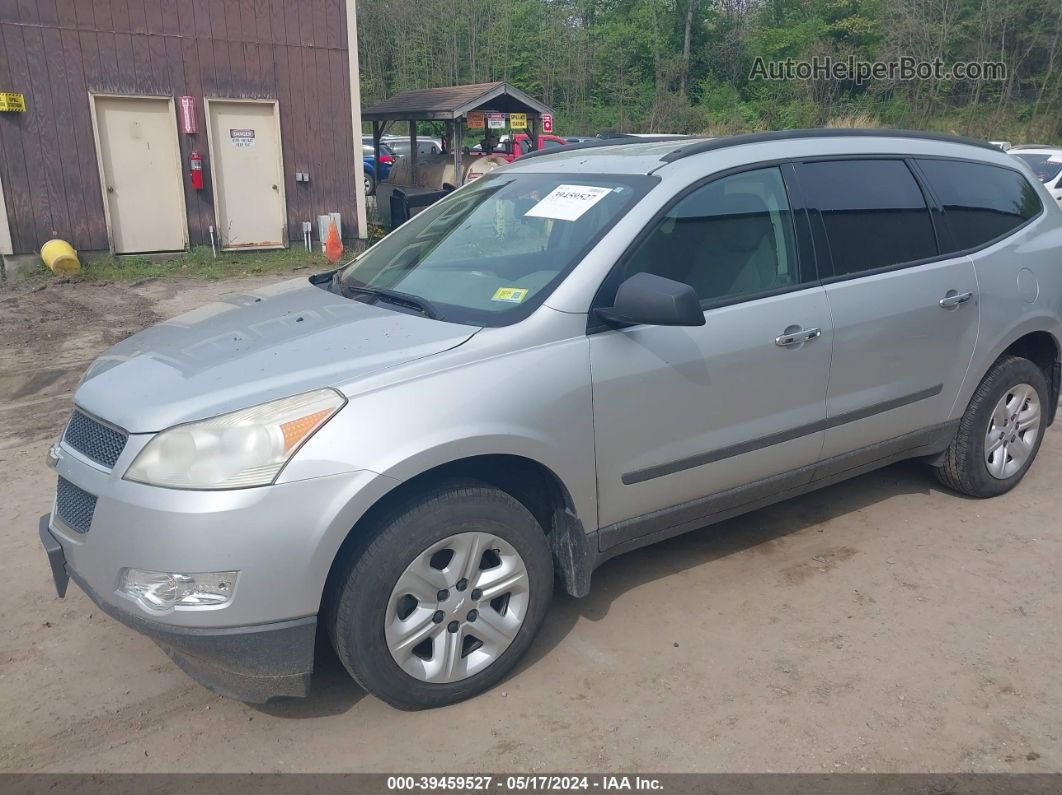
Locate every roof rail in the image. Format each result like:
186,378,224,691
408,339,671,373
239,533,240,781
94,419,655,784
657,128,1000,162
1009,144,1055,150
517,135,699,161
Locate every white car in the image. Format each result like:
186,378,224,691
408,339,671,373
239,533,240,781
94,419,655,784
1010,147,1062,204
381,135,443,157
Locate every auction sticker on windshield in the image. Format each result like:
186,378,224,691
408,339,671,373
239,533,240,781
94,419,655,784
525,185,613,222
492,287,529,303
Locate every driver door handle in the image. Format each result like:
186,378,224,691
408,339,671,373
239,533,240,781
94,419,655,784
939,290,974,308
775,327,821,347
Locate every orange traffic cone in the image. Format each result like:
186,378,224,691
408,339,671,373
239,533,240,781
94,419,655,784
325,218,343,263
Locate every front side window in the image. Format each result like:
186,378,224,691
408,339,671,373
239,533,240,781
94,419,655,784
611,166,800,306
917,159,1043,251
797,159,938,276
336,173,655,326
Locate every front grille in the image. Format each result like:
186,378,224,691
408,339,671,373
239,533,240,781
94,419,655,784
55,477,97,534
63,409,127,469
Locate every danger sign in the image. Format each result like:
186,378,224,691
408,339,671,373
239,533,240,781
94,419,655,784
229,128,255,147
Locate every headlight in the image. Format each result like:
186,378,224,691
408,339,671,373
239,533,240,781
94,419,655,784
125,388,345,489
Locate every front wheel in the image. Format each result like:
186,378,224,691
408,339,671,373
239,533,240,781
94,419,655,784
327,480,553,709
935,355,1048,497
364,172,377,196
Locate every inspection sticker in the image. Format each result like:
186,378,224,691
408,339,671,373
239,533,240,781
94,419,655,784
492,287,529,303
524,185,612,222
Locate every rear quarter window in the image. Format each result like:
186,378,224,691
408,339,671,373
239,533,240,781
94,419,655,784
916,159,1043,252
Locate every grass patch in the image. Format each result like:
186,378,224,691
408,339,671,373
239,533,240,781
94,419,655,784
80,245,333,282
7,244,351,286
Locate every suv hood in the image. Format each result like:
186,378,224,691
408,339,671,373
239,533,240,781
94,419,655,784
74,278,478,433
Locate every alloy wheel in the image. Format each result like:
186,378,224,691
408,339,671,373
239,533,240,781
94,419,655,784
385,532,530,683
984,383,1041,479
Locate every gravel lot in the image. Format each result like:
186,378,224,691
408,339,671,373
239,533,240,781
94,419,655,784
1,273,1060,773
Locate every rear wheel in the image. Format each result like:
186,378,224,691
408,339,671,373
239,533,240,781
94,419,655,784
935,355,1048,497
364,172,377,196
328,480,553,709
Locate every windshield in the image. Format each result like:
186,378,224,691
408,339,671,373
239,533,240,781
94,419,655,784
336,172,656,326
1013,153,1062,184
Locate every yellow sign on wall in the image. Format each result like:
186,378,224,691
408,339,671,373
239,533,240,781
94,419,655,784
509,112,528,129
466,111,485,129
0,92,26,112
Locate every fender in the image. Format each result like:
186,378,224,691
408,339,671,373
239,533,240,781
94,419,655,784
324,444,597,599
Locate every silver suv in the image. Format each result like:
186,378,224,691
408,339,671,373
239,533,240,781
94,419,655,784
40,130,1062,709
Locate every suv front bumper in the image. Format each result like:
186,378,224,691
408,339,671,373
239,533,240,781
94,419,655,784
39,516,316,702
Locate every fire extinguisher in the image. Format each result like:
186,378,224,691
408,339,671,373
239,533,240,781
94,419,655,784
189,150,204,190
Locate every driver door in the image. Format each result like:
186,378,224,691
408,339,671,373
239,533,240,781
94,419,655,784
589,166,832,549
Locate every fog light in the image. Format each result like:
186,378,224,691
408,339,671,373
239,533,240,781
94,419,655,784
118,568,238,613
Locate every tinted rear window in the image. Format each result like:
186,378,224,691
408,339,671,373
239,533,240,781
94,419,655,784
1012,153,1062,184
797,159,938,276
917,159,1042,251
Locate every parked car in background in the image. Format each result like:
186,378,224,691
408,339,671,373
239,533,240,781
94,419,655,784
596,131,690,140
382,135,443,158
468,133,569,163
361,137,398,162
1011,146,1062,203
39,130,1062,711
361,143,396,195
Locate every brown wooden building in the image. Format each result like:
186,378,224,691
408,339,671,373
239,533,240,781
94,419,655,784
0,0,366,264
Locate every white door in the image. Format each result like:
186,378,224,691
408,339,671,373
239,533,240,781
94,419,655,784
93,96,187,253
207,100,287,249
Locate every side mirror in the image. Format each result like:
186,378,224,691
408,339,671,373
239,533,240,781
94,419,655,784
595,272,705,328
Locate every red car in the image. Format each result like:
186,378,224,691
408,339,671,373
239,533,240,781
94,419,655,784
470,133,569,163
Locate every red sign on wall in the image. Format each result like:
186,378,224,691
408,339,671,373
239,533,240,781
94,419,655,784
542,113,553,133
179,96,197,134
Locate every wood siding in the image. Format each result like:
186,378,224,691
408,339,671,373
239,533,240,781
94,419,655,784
0,0,358,254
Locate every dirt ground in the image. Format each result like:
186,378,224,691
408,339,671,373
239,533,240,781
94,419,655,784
1,273,1060,773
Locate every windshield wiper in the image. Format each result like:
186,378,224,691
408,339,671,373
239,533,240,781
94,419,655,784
336,279,443,320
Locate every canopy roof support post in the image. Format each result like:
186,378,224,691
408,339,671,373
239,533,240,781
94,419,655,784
372,121,382,200
409,120,418,187
452,117,463,188
529,117,540,150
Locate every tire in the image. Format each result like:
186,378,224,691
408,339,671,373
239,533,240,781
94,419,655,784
935,355,1049,497
364,172,377,196
327,479,553,710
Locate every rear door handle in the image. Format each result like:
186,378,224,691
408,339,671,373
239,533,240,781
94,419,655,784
775,327,821,347
939,290,974,308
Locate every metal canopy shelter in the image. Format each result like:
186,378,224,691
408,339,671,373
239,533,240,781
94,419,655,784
361,81,554,191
